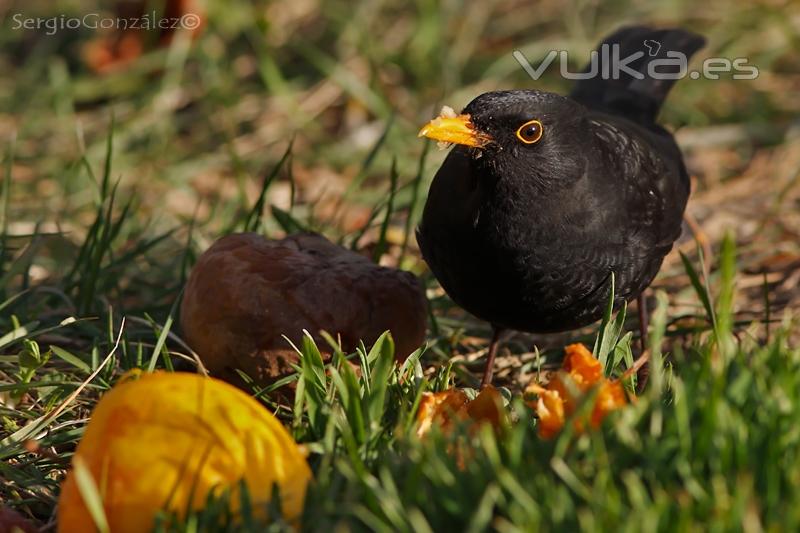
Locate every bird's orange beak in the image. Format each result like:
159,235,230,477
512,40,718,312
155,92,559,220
418,111,492,148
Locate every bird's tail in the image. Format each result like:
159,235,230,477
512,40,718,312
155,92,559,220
569,26,705,124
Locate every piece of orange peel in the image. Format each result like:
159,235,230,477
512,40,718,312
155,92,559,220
437,105,457,151
526,343,629,439
415,344,633,442
426,106,467,150
416,386,506,438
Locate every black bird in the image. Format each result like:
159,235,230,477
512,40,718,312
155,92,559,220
416,26,705,386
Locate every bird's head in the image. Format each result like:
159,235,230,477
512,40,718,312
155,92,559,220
418,90,589,188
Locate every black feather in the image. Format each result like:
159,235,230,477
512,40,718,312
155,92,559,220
417,26,702,334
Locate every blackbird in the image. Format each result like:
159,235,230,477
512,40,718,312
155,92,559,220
416,26,705,386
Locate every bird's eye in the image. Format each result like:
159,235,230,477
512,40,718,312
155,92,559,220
516,120,543,144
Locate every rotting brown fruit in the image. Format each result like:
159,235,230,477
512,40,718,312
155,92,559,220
180,232,427,393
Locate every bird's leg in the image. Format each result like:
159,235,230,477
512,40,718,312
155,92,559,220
637,292,649,354
480,326,504,388
636,292,650,392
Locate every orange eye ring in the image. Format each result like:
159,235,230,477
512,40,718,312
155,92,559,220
516,120,544,144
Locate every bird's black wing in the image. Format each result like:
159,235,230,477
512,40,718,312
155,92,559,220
585,113,690,298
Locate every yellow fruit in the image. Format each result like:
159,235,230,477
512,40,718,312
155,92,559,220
58,371,311,532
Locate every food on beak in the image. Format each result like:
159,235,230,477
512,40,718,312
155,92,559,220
418,107,492,148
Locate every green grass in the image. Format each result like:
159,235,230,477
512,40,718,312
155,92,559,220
3,158,800,529
1,0,799,530
87,237,800,532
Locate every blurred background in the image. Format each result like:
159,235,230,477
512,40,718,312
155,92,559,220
1,0,799,382
2,2,799,527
